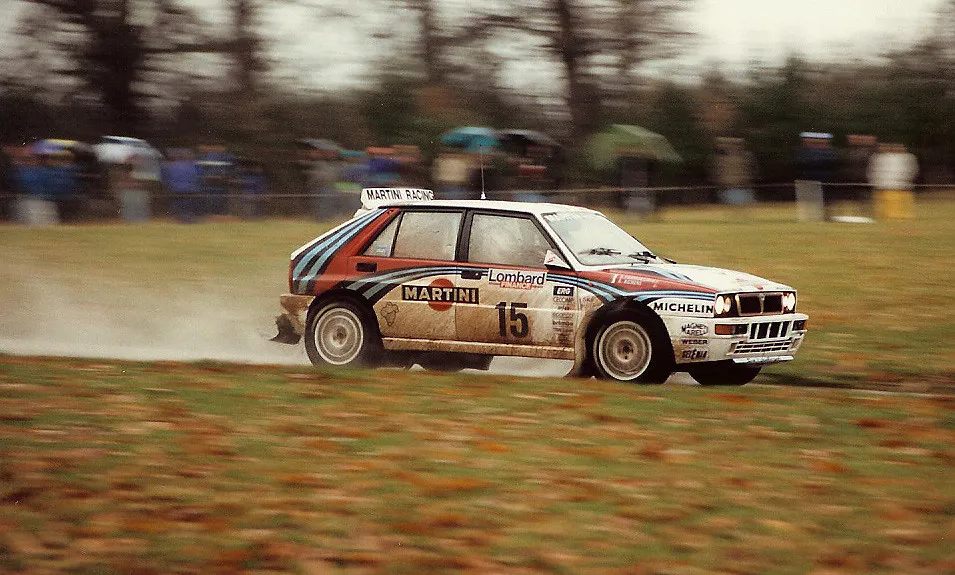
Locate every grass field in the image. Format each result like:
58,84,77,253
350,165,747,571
1,356,954,574
0,197,952,388
1,199,954,574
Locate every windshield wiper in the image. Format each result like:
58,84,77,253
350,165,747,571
582,247,621,256
627,250,656,262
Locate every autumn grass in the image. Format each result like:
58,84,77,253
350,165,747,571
2,356,955,574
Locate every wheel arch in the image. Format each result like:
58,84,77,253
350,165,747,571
583,297,675,364
307,289,381,338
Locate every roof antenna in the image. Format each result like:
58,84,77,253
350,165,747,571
479,148,486,200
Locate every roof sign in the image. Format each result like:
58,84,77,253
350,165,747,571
360,188,435,209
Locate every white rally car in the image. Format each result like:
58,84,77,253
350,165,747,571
273,189,808,385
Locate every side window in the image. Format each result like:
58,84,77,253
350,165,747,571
363,216,400,257
391,211,463,261
468,214,552,268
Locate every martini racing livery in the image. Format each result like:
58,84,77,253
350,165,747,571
273,188,808,385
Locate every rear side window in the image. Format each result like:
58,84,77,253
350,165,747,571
363,217,400,257
391,211,463,261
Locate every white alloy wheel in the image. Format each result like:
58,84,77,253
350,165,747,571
595,320,653,381
313,306,365,365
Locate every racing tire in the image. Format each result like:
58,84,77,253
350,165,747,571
591,312,672,384
305,299,381,368
688,361,761,386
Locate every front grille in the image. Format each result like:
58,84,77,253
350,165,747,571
733,339,795,355
736,293,784,316
749,320,791,340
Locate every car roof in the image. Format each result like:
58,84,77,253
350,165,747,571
379,199,598,216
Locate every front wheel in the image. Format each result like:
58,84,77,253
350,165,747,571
591,314,672,383
688,361,761,386
305,299,380,368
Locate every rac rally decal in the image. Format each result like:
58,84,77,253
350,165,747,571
651,300,714,315
402,278,479,311
489,269,546,290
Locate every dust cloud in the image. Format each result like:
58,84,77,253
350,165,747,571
0,263,571,376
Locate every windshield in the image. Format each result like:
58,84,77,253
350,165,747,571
543,211,656,266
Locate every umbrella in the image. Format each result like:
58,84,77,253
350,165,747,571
586,124,682,170
296,138,341,154
439,127,499,151
31,139,92,156
496,129,561,148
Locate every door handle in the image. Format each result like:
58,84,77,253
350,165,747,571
356,262,377,273
460,269,482,280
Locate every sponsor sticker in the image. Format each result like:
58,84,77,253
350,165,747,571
402,278,479,311
553,286,575,297
651,300,715,315
610,274,647,287
681,349,709,361
489,268,546,290
681,338,708,346
681,322,708,336
379,302,399,326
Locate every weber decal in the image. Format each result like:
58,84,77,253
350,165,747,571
681,322,708,336
489,269,546,290
402,278,479,312
681,338,708,346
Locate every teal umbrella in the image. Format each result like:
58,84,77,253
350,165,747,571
587,124,682,170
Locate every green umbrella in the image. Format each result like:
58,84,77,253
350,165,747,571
587,124,682,170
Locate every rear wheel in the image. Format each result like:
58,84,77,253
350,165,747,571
688,361,761,386
305,299,380,368
591,313,672,383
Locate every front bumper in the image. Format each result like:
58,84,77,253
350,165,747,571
663,313,808,366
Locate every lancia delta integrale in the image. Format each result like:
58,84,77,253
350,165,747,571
272,188,808,385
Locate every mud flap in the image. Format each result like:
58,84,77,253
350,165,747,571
270,315,302,345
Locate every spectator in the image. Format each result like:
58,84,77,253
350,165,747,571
867,143,918,220
0,146,15,221
433,149,471,200
117,155,151,222
237,159,267,219
714,137,756,209
197,144,234,216
47,151,80,222
15,149,58,226
308,149,341,220
796,132,838,221
163,148,201,223
844,134,878,217
366,147,399,187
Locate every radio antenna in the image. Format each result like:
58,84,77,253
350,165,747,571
479,148,486,200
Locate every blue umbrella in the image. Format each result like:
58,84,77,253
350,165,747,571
439,127,500,151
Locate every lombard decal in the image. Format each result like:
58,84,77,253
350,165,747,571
379,302,399,327
681,322,708,336
402,278,479,311
489,269,546,290
681,349,709,361
651,300,714,316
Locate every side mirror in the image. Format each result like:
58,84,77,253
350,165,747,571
543,249,571,270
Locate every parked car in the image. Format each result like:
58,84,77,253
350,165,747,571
272,189,808,385
94,136,163,181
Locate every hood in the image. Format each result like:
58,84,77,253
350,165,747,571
606,263,793,293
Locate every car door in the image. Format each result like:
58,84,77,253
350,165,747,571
454,211,579,349
353,209,467,341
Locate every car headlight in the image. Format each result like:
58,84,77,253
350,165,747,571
782,292,797,312
714,294,733,316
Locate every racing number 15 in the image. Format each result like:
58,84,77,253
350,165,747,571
496,302,529,338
